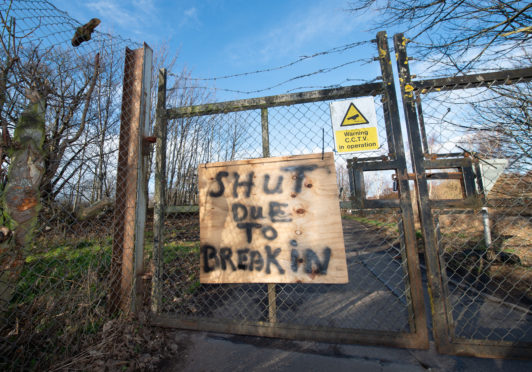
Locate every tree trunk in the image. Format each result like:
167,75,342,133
0,97,46,315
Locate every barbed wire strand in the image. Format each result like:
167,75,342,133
168,57,375,95
168,39,374,82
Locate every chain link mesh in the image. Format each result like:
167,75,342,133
0,1,142,370
411,54,532,345
2,1,530,367
156,84,417,336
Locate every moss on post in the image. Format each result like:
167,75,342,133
0,98,45,314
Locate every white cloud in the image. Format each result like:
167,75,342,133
85,0,163,41
181,7,201,28
225,0,375,64
86,0,138,27
133,0,157,16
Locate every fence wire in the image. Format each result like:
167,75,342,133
155,71,419,337
2,0,531,368
410,55,532,346
0,1,142,370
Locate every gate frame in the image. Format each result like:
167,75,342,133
149,34,430,350
394,32,532,359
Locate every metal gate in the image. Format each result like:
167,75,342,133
393,34,532,358
148,32,532,358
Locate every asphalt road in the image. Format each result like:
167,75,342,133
158,218,532,371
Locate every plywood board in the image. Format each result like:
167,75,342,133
198,152,348,284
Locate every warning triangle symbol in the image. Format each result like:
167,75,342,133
340,103,369,126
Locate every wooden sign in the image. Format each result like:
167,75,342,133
198,152,348,284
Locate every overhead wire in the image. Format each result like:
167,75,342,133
167,56,376,95
168,39,374,82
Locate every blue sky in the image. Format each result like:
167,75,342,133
53,0,384,101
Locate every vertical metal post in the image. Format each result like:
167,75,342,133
352,165,366,208
261,107,270,158
151,68,167,313
393,33,451,352
376,31,428,346
461,160,477,198
135,44,153,304
475,162,492,250
415,92,430,154
261,107,277,323
481,207,492,247
110,44,153,314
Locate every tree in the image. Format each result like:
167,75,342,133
350,1,531,172
349,1,532,73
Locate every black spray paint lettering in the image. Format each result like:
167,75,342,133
237,248,250,270
232,172,254,198
265,245,285,274
280,165,318,193
290,247,332,274
201,245,330,276
201,245,285,274
232,201,290,243
219,247,236,271
268,201,292,222
231,202,291,223
209,171,228,197
201,245,219,273
209,166,320,200
263,175,283,194
249,250,264,271
236,223,278,243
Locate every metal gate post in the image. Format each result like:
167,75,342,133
261,107,277,323
393,33,452,353
151,68,168,314
376,31,428,347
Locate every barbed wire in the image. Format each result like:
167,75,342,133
168,57,376,95
284,77,381,93
168,39,374,82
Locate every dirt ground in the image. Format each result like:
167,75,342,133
51,216,532,371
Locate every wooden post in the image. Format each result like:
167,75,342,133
110,44,153,314
151,68,167,313
261,107,277,323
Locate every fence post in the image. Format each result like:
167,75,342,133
393,33,451,352
151,68,167,313
110,44,153,314
376,31,428,346
260,107,277,323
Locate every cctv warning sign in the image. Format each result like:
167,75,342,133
335,127,379,152
330,97,380,154
340,103,369,126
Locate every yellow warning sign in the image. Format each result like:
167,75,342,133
340,103,369,126
335,127,379,153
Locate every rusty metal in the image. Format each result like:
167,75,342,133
410,66,532,93
167,82,382,118
395,33,532,359
394,33,452,354
374,31,428,346
152,31,430,351
151,68,168,314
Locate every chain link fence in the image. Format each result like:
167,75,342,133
0,1,144,370
1,1,531,368
151,49,426,345
407,46,532,350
